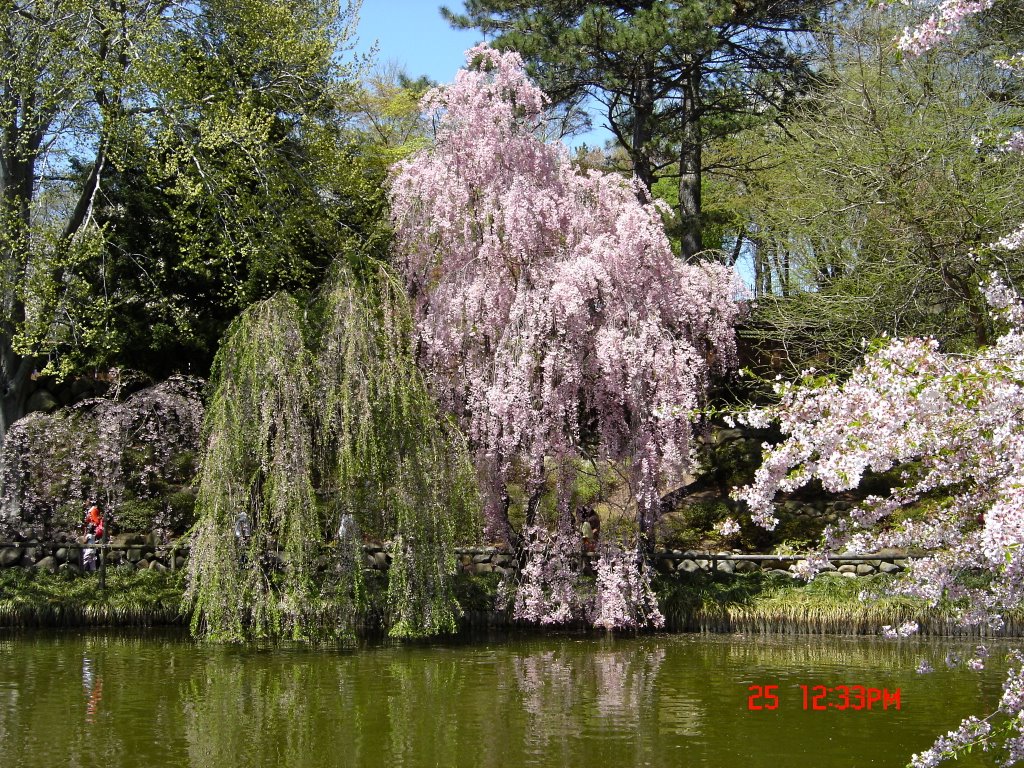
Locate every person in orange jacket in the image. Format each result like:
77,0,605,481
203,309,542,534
84,500,103,534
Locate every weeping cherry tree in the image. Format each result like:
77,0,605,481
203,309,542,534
390,45,744,628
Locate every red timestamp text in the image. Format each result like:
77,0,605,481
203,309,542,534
747,684,901,711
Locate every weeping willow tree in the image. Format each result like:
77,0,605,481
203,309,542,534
186,265,481,642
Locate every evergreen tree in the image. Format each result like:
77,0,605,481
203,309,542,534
442,0,826,259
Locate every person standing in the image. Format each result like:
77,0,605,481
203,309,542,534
84,500,103,532
82,526,98,573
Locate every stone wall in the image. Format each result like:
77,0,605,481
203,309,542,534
0,533,184,574
0,539,912,579
652,549,910,578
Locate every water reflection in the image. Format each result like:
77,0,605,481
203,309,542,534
82,655,103,724
0,631,1010,768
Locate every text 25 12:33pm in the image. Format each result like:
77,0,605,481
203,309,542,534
747,684,902,711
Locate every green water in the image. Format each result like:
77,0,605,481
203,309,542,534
0,631,1012,767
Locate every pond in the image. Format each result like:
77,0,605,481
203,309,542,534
0,630,1011,768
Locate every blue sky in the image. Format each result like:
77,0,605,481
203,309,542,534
353,1,483,85
352,0,611,149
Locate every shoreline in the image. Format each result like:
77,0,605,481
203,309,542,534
1,568,1017,639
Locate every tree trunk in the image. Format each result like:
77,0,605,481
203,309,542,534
0,332,32,451
630,84,656,193
678,71,703,261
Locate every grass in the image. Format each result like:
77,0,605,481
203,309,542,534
0,567,185,627
3,565,1021,638
654,570,1024,637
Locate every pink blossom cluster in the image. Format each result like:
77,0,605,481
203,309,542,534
0,376,203,536
590,543,665,630
505,525,585,625
910,716,993,768
897,0,994,56
736,279,1024,764
390,45,743,539
994,224,1024,252
738,288,1024,619
503,525,664,630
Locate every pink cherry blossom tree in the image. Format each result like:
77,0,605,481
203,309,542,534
734,2,1024,762
390,45,742,628
390,44,743,551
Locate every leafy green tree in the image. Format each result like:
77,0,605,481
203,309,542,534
731,8,1024,373
186,264,481,642
443,0,826,259
0,0,370,443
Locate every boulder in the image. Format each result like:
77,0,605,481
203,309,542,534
111,533,145,548
856,563,876,576
26,389,59,413
0,548,22,567
677,559,701,573
716,560,735,574
136,558,150,570
70,378,99,399
33,556,58,573
880,562,902,574
148,560,167,573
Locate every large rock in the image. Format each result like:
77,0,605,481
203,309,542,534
0,548,22,567
111,533,145,548
880,562,903,574
856,563,876,576
33,556,58,573
26,389,59,413
70,378,100,399
677,559,701,573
